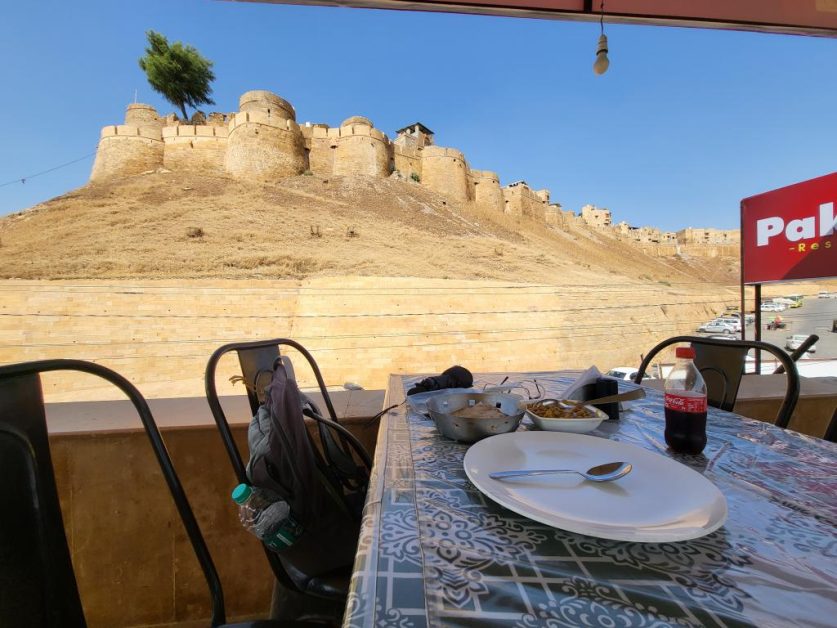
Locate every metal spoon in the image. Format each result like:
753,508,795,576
489,461,633,482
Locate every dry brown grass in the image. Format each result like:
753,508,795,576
0,170,738,284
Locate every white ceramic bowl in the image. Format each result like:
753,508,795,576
525,402,608,433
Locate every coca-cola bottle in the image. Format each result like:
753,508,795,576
663,347,708,455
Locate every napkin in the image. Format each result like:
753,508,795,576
562,365,603,401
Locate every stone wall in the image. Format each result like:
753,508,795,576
421,146,470,202
301,124,335,176
90,125,164,181
393,142,422,181
162,125,228,172
225,111,307,180
333,119,391,177
502,182,549,220
471,170,504,214
0,278,734,403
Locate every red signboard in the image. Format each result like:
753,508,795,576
741,172,837,284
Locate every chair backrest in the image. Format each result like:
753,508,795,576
0,360,229,627
634,336,800,428
204,338,371,595
0,372,86,628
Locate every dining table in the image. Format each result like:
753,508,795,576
344,371,837,628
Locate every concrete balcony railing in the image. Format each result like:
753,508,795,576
46,390,384,627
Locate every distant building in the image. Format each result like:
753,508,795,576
580,204,612,229
676,227,740,244
395,122,434,148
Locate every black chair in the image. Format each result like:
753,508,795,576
0,359,309,628
634,336,800,428
205,339,372,623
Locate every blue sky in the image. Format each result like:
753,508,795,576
1,1,835,230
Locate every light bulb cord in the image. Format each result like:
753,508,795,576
600,0,605,34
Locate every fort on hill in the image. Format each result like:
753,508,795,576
90,89,738,252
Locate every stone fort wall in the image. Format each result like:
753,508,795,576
225,111,307,180
91,125,164,182
421,146,471,202
470,170,503,214
89,90,739,250
503,182,550,220
162,125,228,172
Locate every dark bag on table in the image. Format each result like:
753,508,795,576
245,360,365,578
407,365,473,396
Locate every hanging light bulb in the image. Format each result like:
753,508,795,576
593,1,609,75
593,33,609,75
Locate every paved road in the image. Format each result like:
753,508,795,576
753,296,837,360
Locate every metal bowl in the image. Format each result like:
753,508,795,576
426,392,526,443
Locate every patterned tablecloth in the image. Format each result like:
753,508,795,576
344,372,837,628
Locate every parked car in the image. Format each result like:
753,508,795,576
818,291,830,299
715,317,742,332
698,320,737,334
605,367,655,382
761,302,781,312
785,334,817,353
726,312,756,325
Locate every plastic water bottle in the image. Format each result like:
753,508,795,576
231,484,303,551
663,346,708,455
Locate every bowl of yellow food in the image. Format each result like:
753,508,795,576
525,399,608,433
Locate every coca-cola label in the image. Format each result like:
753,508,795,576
665,392,707,413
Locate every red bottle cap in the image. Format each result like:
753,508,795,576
675,346,696,359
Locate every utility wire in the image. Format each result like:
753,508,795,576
0,152,96,189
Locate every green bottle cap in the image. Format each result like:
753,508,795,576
231,483,252,505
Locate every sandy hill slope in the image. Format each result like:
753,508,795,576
0,171,737,283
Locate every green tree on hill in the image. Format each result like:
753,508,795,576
138,31,215,121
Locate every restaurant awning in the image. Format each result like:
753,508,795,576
243,1,837,38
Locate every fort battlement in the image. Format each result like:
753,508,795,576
422,146,466,161
100,125,163,141
228,111,301,133
471,170,499,183
89,92,738,251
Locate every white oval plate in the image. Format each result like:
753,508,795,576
525,404,607,433
464,432,727,542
